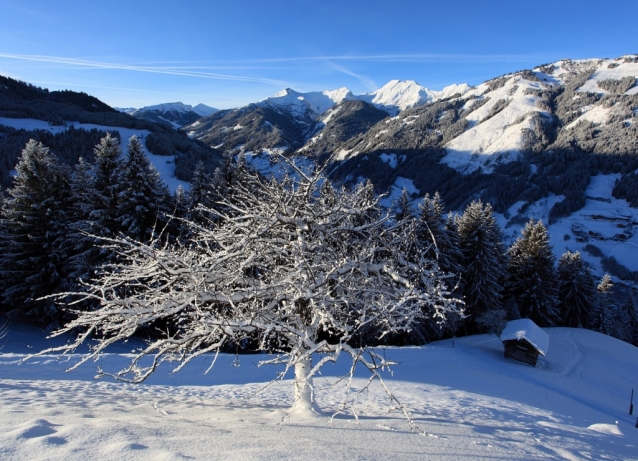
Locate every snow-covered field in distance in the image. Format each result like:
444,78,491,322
1,322,637,460
495,173,638,279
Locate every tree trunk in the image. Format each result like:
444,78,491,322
294,355,314,411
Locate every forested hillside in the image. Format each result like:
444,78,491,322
0,76,222,185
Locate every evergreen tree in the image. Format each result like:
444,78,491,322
456,200,507,331
62,135,123,294
414,193,464,340
174,185,188,219
507,219,559,327
416,192,463,277
395,188,412,222
590,274,615,334
186,161,215,222
90,132,122,237
614,293,638,345
60,158,97,290
210,151,248,206
0,140,72,326
115,136,172,242
319,178,337,208
557,251,596,328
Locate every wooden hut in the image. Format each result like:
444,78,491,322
501,319,549,367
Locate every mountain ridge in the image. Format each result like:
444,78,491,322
181,54,638,284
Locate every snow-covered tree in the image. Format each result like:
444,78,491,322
90,132,122,237
40,159,461,425
456,200,506,331
395,188,412,222
416,192,463,277
115,136,172,241
62,135,124,295
507,219,559,327
0,140,72,326
557,251,596,328
590,274,615,334
414,193,464,340
187,161,215,220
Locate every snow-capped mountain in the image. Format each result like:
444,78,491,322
123,102,218,129
191,103,218,117
252,81,471,120
359,80,471,116
183,55,638,284
259,87,355,120
183,79,471,153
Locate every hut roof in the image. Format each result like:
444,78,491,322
501,319,549,356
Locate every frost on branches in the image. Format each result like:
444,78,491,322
39,158,461,426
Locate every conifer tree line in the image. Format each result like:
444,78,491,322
0,134,637,348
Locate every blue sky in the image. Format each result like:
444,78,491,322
1,0,637,109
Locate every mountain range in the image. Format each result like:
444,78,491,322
1,56,638,284
117,102,218,130
180,55,638,284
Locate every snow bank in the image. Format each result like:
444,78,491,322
1,325,637,460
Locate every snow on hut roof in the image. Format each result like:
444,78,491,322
501,318,549,356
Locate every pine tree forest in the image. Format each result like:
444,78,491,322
1,135,637,348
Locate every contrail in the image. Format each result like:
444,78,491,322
0,53,291,86
219,53,552,64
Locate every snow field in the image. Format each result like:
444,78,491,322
1,324,637,460
379,176,419,209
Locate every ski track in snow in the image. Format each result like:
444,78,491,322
1,324,637,460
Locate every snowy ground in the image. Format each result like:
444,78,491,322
1,323,637,460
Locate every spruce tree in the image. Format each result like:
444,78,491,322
557,251,596,328
62,135,123,293
507,219,559,327
90,132,122,237
319,179,337,208
395,188,412,222
116,136,172,242
187,161,215,222
0,140,72,326
456,200,507,331
590,274,615,334
416,192,463,277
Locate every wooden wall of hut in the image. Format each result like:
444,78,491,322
503,339,540,367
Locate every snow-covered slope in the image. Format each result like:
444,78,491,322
496,173,638,279
441,73,550,174
1,322,636,460
546,56,638,94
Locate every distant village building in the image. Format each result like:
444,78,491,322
501,319,549,367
